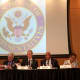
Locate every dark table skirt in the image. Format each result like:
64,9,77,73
0,68,79,80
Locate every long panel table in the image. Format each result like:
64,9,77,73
0,68,79,80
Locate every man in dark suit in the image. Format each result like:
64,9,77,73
41,52,59,69
3,53,17,69
21,50,38,69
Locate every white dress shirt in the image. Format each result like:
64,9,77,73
46,59,52,67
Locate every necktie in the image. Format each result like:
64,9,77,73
8,61,12,66
46,60,49,66
28,60,30,66
47,60,49,65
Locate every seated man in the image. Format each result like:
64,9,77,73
21,50,38,69
3,53,17,69
41,52,59,69
63,53,78,68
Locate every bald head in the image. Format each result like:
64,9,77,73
45,52,51,60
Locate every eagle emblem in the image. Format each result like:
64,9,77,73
0,0,45,52
2,10,32,42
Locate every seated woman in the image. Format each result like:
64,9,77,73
63,53,79,68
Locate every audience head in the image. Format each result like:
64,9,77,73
8,53,14,61
27,50,33,59
69,53,77,63
45,52,51,60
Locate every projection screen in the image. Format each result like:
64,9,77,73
0,0,70,56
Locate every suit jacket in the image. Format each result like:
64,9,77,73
21,57,38,69
3,59,17,69
41,58,59,69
